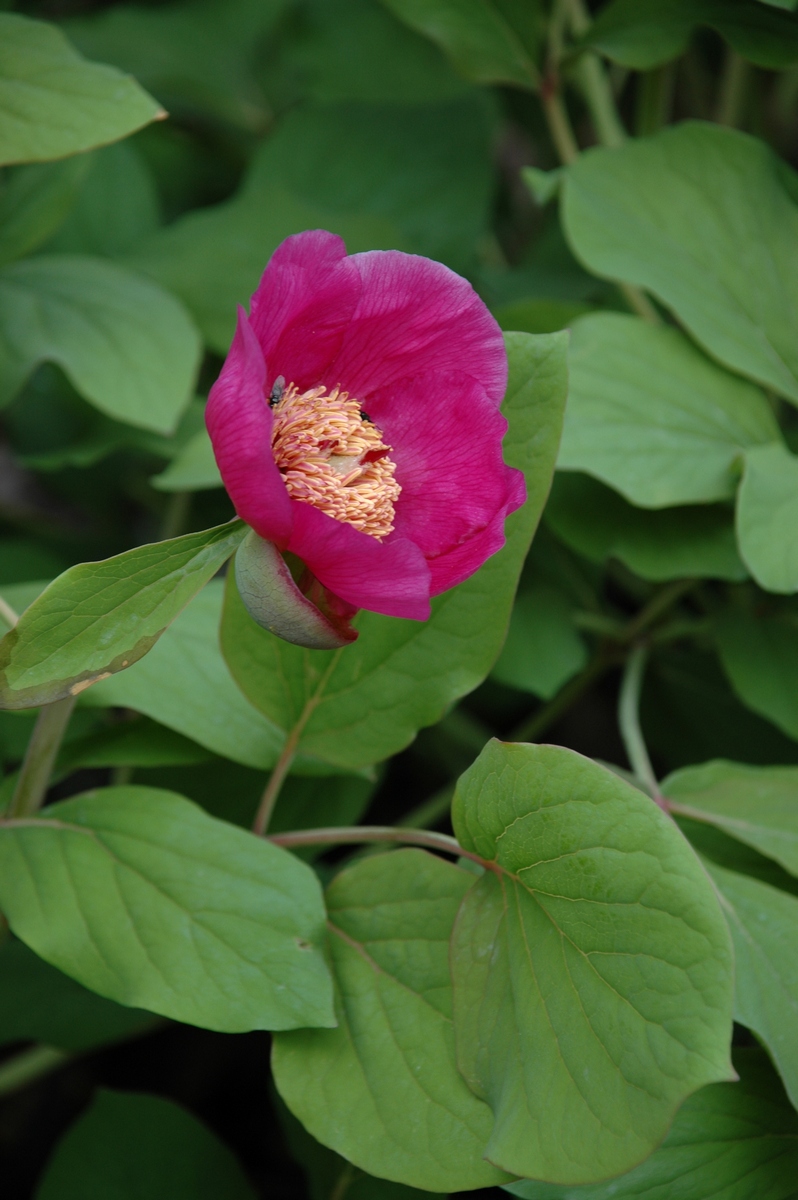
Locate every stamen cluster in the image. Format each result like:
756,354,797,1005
270,383,400,541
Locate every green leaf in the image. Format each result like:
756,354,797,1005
151,428,222,492
379,0,542,88
705,860,798,1108
0,521,246,710
736,442,798,593
0,158,89,269
65,0,288,133
0,938,154,1051
584,0,798,70
46,140,160,258
220,332,567,771
36,1089,256,1200
0,13,162,165
132,97,494,352
494,296,590,335
0,255,200,433
664,759,798,878
715,610,798,741
57,718,214,773
284,0,470,105
504,1048,798,1200
546,474,747,583
559,313,778,507
273,849,509,1193
0,785,334,1032
492,585,587,698
82,579,284,771
451,741,734,1184
562,123,798,404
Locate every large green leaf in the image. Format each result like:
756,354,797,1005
0,521,245,710
706,861,798,1108
0,158,89,269
46,140,160,258
82,580,284,771
715,610,798,741
379,0,543,88
0,938,154,1051
546,475,746,583
451,741,734,1184
584,0,798,70
0,13,161,165
505,1049,798,1200
664,759,798,878
736,442,798,593
492,585,587,699
273,850,509,1192
132,97,494,352
36,1089,256,1200
220,332,567,771
65,0,287,132
0,786,334,1032
562,123,798,404
559,313,779,507
151,428,222,492
0,255,200,432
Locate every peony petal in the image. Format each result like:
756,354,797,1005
366,371,523,561
426,469,525,596
287,502,431,621
249,230,362,392
326,250,507,404
205,308,293,546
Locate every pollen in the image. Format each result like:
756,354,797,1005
270,383,400,540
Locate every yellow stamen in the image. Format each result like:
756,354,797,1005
270,383,400,540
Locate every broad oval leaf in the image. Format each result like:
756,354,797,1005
0,158,90,269
664,759,798,878
220,332,567,771
0,786,334,1032
378,0,542,88
705,860,798,1109
715,610,798,742
273,849,510,1193
559,313,779,507
505,1048,798,1200
451,741,734,1185
83,579,285,771
37,1089,257,1200
0,521,246,710
492,586,587,699
0,255,201,433
546,474,746,583
562,123,798,404
736,442,798,593
0,13,162,165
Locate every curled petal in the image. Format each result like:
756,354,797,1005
366,371,524,561
249,230,362,393
327,250,507,404
205,309,293,547
287,502,431,621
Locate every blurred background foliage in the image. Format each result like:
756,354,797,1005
5,0,798,1197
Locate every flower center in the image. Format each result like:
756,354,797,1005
270,382,400,541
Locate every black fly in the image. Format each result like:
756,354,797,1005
268,376,286,407
360,410,372,422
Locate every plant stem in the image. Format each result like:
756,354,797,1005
509,648,617,743
618,282,662,325
0,596,19,630
636,65,674,136
564,0,627,148
269,824,486,867
622,579,695,644
716,49,750,128
8,697,76,819
329,1163,358,1200
159,491,191,541
0,1045,68,1097
541,84,580,164
618,645,666,809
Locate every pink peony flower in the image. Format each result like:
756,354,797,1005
206,231,525,622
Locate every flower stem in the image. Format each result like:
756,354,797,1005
8,696,76,819
0,596,19,630
0,1044,68,1098
268,824,486,867
618,645,666,809
716,48,750,128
